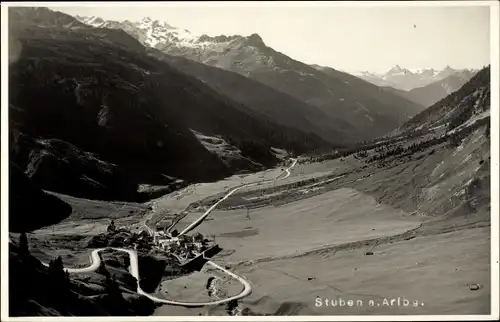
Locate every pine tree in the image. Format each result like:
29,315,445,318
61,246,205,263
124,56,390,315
47,255,70,302
97,261,110,277
123,255,130,268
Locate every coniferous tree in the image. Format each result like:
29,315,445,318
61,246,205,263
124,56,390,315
49,256,69,284
123,255,130,268
97,261,110,277
47,255,71,311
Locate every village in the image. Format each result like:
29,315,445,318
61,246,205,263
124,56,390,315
99,219,222,271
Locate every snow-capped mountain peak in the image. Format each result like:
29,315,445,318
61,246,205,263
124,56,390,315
356,65,477,91
383,65,413,77
76,15,201,48
391,64,403,72
75,15,269,52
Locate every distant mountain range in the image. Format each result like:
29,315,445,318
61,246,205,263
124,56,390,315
397,66,490,135
380,71,478,108
354,65,479,91
75,15,425,142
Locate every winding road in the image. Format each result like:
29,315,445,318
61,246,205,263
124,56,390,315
42,158,297,307
178,158,297,236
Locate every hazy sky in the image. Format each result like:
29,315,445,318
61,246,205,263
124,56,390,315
50,3,491,73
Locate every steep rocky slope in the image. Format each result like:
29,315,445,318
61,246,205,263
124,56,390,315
9,7,329,201
148,52,346,145
76,15,424,142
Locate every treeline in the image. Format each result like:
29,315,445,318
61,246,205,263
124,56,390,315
304,135,408,163
368,116,490,163
304,115,489,165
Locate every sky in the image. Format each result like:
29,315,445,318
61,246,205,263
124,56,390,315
50,2,491,74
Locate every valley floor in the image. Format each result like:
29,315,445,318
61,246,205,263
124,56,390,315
26,126,491,316
152,196,489,316
152,128,491,316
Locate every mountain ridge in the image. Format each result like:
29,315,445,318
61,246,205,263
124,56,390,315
380,71,479,108
75,14,425,142
8,7,329,202
354,65,479,91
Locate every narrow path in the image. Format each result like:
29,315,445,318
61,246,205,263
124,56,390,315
41,158,297,307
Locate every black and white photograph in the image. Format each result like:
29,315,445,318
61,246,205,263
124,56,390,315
1,1,499,320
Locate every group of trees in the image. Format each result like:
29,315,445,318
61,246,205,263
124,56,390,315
366,144,407,162
306,135,408,163
366,116,490,164
17,232,72,308
47,256,70,288
20,232,127,306
304,114,488,166
354,150,368,159
366,136,445,163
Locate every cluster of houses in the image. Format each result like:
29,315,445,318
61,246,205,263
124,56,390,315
156,232,209,261
154,230,222,271
101,220,155,251
104,220,221,270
